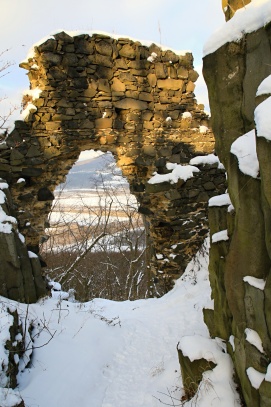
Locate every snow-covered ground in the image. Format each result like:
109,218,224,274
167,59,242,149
0,240,240,407
50,189,137,226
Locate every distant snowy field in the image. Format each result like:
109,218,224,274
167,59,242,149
0,240,240,407
58,151,128,192
50,189,137,226
50,151,135,226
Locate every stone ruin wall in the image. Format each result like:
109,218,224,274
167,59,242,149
0,32,225,301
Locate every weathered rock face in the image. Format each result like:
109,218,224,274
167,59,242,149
203,21,271,407
0,32,226,300
0,181,46,302
222,0,252,21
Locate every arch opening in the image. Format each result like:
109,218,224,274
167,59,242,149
41,150,148,302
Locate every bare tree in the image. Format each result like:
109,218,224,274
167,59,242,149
40,179,148,302
0,49,18,135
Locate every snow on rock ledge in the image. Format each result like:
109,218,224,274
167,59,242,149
178,335,240,406
246,367,265,389
189,153,221,167
23,88,42,101
243,275,266,290
245,328,264,353
178,335,223,364
212,229,229,243
203,0,271,56
209,193,232,207
21,103,37,121
148,163,199,184
0,188,17,235
255,96,271,141
230,130,259,178
256,74,271,96
23,29,190,63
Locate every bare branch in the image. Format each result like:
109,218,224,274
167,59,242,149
0,49,18,133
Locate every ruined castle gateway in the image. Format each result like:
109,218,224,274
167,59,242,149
0,32,225,302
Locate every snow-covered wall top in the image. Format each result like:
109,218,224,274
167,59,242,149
23,30,190,63
204,0,271,56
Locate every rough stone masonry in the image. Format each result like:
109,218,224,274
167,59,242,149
0,32,225,301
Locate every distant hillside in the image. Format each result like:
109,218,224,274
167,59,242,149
58,152,128,191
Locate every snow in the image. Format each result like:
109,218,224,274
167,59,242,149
190,153,220,166
14,354,19,365
15,334,22,342
243,276,266,290
21,103,37,121
229,335,235,352
147,52,157,62
0,190,17,234
30,64,39,70
0,188,18,234
51,290,69,300
0,239,241,407
230,130,259,178
209,193,232,207
0,306,13,387
23,30,190,63
0,183,8,190
0,223,12,234
28,251,38,259
48,281,62,291
228,204,235,213
156,254,163,260
0,190,5,205
49,190,137,227
256,75,271,96
0,388,23,407
255,96,271,141
18,233,25,243
77,150,104,163
245,328,264,353
178,335,223,364
16,178,25,184
148,163,199,185
0,300,33,406
203,0,271,56
199,125,208,134
178,336,240,407
265,363,271,382
182,111,192,119
22,87,42,101
246,367,265,390
211,230,229,243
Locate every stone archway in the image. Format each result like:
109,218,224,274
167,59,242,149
0,32,225,301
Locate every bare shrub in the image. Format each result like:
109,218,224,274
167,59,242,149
40,181,148,301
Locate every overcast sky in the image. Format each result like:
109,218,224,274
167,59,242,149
0,0,225,124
